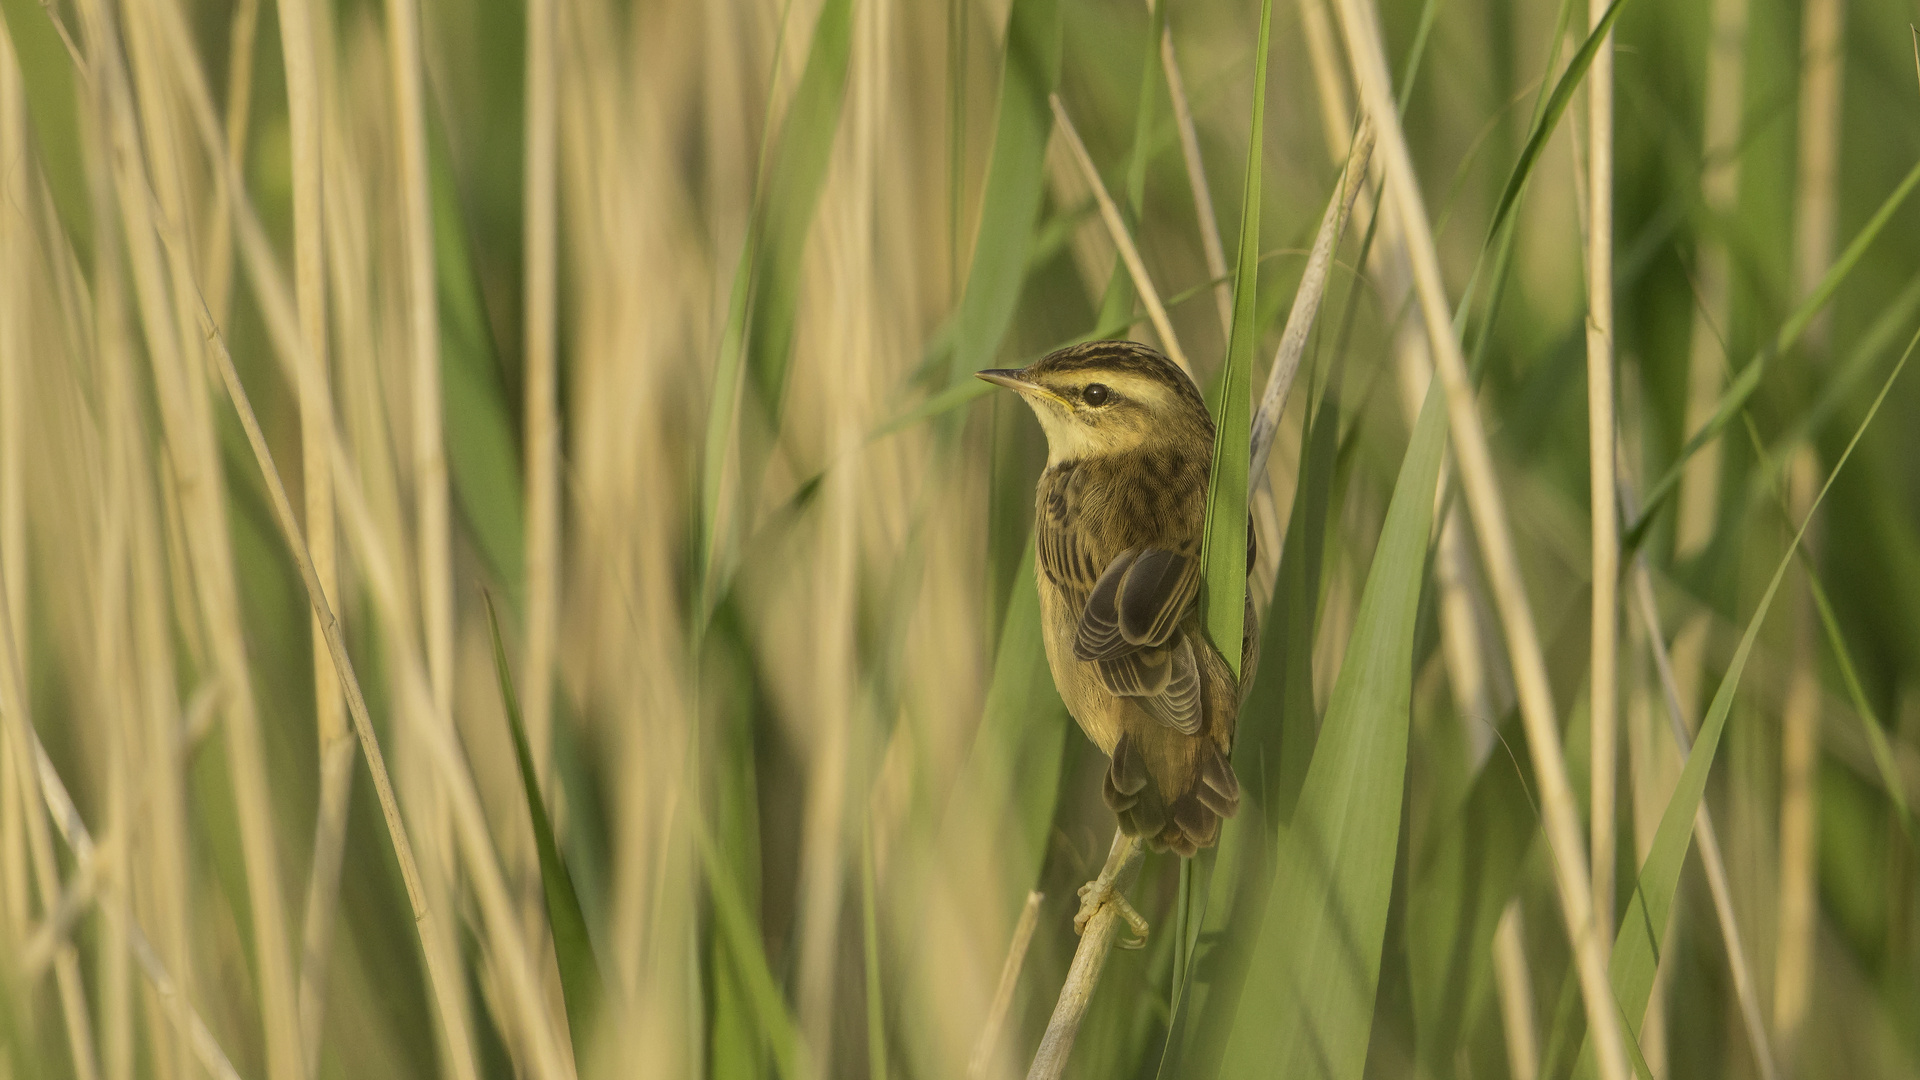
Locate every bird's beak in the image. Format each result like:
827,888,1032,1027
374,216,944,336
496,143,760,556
975,368,1033,392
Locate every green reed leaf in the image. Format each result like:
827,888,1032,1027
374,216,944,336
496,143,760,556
701,0,856,606
1215,380,1447,1079
1628,155,1920,552
1572,325,1918,1078
1485,0,1631,248
1198,0,1272,680
1161,361,1342,1080
429,108,526,604
947,0,1063,381
481,593,603,1063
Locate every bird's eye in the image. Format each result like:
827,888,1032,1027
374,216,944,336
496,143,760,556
1082,383,1110,406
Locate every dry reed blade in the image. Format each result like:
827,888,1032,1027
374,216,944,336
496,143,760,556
24,729,245,1080
385,0,454,827
1582,0,1620,945
1620,470,1780,1080
199,0,258,323
190,277,576,1080
523,0,562,793
1668,0,1749,725
1248,122,1371,490
1149,10,1232,340
1778,0,1844,1058
968,890,1044,1080
137,17,571,1077
0,16,31,957
270,0,350,1067
1049,93,1191,375
1328,1,1630,1076
1773,452,1821,1065
1493,901,1539,1080
0,532,102,1080
82,3,309,1075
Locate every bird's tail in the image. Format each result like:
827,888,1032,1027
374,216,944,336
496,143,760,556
1103,736,1240,857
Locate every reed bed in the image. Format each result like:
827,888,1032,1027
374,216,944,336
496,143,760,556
3,0,1920,1078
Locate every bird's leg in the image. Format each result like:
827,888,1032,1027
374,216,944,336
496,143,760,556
1074,831,1147,949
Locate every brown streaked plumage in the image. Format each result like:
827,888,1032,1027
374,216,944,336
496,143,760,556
979,341,1255,858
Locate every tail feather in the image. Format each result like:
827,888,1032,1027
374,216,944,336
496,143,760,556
1110,742,1240,857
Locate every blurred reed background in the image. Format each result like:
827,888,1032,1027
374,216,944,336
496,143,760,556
2,0,1919,1077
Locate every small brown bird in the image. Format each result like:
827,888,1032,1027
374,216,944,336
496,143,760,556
979,341,1254,939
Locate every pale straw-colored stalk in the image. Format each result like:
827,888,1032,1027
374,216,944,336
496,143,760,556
1026,834,1143,1080
1791,0,1845,356
1670,0,1749,710
0,498,103,1080
1249,123,1372,488
1778,0,1844,1062
968,891,1043,1080
524,0,562,792
1043,131,1120,310
58,23,203,1070
794,1,893,1067
1492,901,1539,1080
187,272,576,1080
271,0,355,1068
1584,0,1620,944
387,0,454,843
1297,0,1353,162
384,0,479,1075
1621,463,1779,1080
1147,3,1232,340
1328,1,1628,1076
26,723,247,1080
141,10,573,1074
1622,603,1675,1076
1050,94,1193,376
1773,450,1821,1071
127,10,562,1069
200,0,259,324
91,2,308,1076
1293,0,1510,769
94,214,136,1080
0,14,30,954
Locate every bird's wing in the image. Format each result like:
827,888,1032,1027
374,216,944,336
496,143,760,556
1115,548,1198,647
1073,548,1139,660
1091,634,1202,734
1075,548,1195,660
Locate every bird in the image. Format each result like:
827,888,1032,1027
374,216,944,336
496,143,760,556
978,340,1254,945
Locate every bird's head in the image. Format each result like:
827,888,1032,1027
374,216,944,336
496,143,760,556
976,341,1214,467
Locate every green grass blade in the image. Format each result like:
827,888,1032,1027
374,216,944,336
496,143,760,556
1484,0,1631,249
1575,325,1920,1076
0,0,89,253
746,0,855,413
1627,155,1920,551
1214,380,1447,1079
480,593,603,1062
1803,566,1915,841
1198,0,1273,679
694,822,813,1080
947,0,1063,381
429,105,526,603
861,822,888,1080
700,0,856,606
1162,370,1342,1079
939,544,1071,914
1406,712,1538,1070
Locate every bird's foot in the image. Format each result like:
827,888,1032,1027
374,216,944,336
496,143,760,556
1075,870,1148,949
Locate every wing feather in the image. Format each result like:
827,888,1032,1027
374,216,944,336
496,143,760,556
1116,549,1198,647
